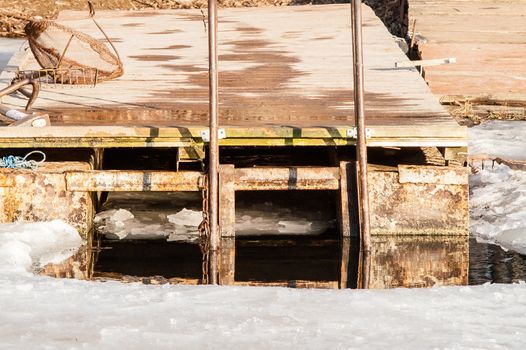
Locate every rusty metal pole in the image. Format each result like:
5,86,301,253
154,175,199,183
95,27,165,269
208,0,219,285
351,0,371,289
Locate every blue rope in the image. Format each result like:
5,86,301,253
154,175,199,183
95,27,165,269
0,151,46,170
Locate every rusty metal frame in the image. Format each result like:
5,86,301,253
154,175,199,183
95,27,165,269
351,0,372,289
207,0,220,285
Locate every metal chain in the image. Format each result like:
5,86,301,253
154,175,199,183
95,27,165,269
198,174,210,284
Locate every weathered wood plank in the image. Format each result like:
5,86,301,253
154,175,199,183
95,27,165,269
409,0,526,98
0,4,466,148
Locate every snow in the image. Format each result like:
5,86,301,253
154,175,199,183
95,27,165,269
0,220,82,275
469,121,526,254
0,274,525,349
0,217,525,349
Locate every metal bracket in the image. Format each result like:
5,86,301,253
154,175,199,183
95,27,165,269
347,127,372,139
200,128,226,142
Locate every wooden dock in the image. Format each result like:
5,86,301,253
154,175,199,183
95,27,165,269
0,4,466,148
409,0,526,103
0,4,470,287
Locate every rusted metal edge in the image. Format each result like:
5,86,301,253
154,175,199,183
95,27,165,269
33,165,468,192
234,167,341,191
398,165,469,185
233,280,339,289
64,167,341,192
65,170,203,192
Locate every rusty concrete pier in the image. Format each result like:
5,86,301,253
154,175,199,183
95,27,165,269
0,4,468,288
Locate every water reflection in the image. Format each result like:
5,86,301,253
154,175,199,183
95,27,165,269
92,218,526,288
469,238,526,285
368,236,469,288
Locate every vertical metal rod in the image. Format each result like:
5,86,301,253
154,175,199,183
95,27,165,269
351,0,371,289
207,0,219,285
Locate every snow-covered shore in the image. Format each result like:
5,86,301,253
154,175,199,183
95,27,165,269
0,220,524,349
1,274,525,349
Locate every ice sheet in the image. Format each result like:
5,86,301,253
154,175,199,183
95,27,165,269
470,164,526,254
469,120,526,160
0,274,525,349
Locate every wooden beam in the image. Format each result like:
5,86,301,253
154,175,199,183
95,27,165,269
394,57,456,68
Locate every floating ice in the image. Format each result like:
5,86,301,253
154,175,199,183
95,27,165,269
167,208,202,227
95,192,335,241
278,220,313,234
110,209,135,222
95,209,136,240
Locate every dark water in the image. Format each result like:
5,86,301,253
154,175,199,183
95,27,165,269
93,234,526,287
469,238,526,285
92,188,526,287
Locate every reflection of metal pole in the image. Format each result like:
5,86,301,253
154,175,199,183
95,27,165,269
351,0,371,288
208,0,219,284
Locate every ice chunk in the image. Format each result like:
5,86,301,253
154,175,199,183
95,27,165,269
94,209,134,224
278,220,313,234
167,208,202,227
110,209,134,222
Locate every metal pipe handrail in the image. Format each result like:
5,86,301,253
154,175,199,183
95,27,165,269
207,0,220,284
351,0,372,289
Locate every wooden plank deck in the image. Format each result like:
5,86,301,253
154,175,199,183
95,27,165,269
0,4,466,147
409,0,526,101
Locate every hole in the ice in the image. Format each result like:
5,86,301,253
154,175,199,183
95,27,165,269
91,190,348,285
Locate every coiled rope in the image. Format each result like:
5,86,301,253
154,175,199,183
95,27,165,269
0,150,46,169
